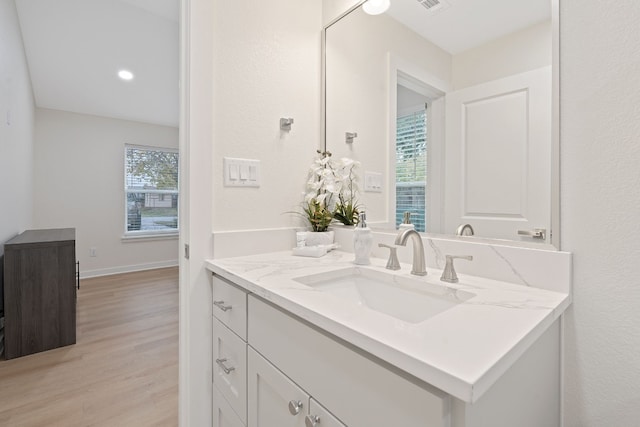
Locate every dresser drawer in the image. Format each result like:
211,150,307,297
213,318,247,424
212,274,247,340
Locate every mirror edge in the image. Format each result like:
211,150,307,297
551,0,560,249
322,0,562,251
322,0,368,152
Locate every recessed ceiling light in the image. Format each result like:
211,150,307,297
118,70,134,81
363,0,390,15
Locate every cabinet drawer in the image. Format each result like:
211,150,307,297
213,318,247,424
248,295,450,427
213,387,245,427
213,275,247,340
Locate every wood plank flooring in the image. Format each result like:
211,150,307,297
0,267,179,427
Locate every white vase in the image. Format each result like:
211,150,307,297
304,230,335,247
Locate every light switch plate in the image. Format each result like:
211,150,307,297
224,157,260,187
364,171,383,192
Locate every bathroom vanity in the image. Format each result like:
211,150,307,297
206,250,570,427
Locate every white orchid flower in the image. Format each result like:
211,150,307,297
307,181,322,191
339,157,354,168
315,193,327,205
323,183,338,194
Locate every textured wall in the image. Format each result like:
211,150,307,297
181,0,322,424
211,0,322,232
561,1,640,425
0,0,35,248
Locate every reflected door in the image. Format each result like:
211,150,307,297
444,66,551,243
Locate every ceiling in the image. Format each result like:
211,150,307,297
15,0,179,127
14,0,549,128
387,0,551,54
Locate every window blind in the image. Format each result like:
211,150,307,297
396,107,427,232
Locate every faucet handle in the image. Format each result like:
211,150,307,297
378,243,401,271
441,255,473,283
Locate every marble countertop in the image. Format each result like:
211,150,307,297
205,250,571,403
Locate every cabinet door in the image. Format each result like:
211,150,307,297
306,398,346,427
213,387,245,427
248,347,307,427
249,295,450,427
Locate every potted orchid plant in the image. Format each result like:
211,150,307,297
295,151,361,243
303,150,339,233
332,157,361,226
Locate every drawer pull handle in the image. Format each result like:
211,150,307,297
305,415,321,427
215,358,235,374
517,228,546,239
288,400,303,416
214,300,232,312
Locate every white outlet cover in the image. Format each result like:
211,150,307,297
364,171,383,192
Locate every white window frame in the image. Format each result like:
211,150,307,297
396,105,428,232
123,144,179,239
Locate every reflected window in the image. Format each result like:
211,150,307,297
396,106,427,232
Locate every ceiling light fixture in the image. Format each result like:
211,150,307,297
118,70,134,81
362,0,390,15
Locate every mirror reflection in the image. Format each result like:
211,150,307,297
325,0,556,245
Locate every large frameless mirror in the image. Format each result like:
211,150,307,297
324,0,559,248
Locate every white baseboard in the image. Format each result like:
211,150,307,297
80,259,179,279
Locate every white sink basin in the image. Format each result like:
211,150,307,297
294,267,475,324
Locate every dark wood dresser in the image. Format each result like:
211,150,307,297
3,228,76,359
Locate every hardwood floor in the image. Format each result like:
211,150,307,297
0,267,179,427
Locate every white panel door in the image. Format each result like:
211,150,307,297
248,347,307,427
444,67,551,243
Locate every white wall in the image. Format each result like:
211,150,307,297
452,19,552,90
33,108,179,277
180,0,322,424
561,1,640,426
0,0,35,248
211,0,323,233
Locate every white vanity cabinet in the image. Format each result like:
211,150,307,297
211,272,562,427
247,293,449,427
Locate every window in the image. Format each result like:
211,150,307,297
396,107,427,232
125,145,179,235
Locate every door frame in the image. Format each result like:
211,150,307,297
387,54,449,232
